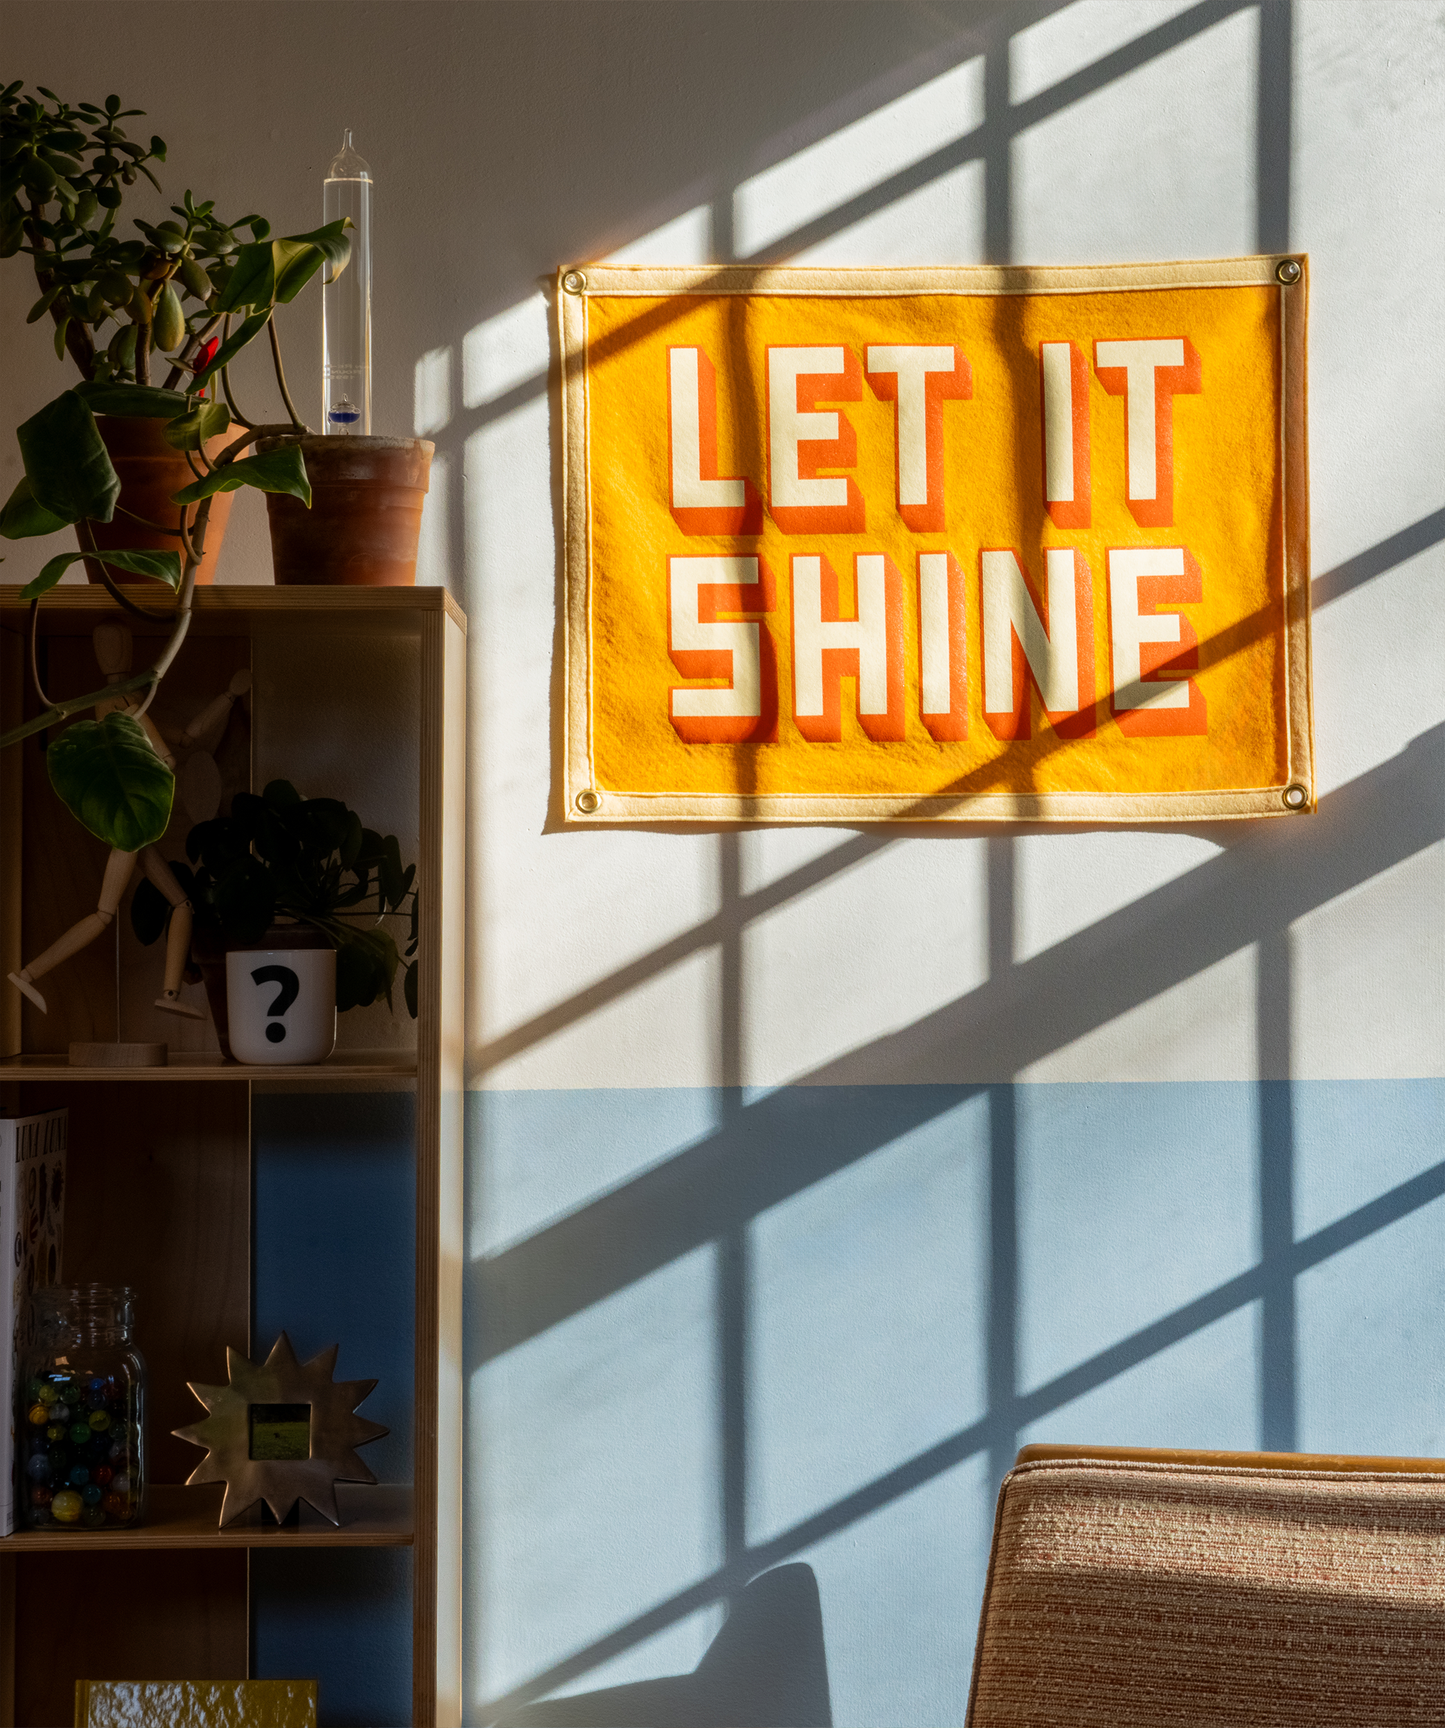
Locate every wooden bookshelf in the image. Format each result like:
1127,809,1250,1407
0,586,466,1728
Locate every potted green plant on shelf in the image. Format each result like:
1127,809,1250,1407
1,82,345,587
0,82,349,864
131,778,420,1060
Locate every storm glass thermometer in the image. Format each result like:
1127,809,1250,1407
322,129,371,434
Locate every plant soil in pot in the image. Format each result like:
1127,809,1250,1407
260,435,433,586
81,416,235,586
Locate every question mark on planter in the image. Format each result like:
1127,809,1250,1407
251,965,300,1044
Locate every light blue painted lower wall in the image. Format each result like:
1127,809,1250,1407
468,1079,1445,1728
240,1082,1445,1725
250,1093,416,1728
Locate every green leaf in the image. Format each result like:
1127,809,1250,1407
162,399,230,451
334,924,399,1012
21,546,181,598
270,238,324,305
378,833,405,908
271,219,350,303
26,282,64,322
17,389,118,524
213,237,274,311
47,710,174,851
0,474,69,540
172,444,310,507
334,939,374,1012
403,960,418,1019
73,379,190,418
188,307,269,392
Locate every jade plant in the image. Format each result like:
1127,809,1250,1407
132,780,420,1017
0,82,350,859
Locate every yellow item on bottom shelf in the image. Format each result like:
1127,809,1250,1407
75,1678,317,1728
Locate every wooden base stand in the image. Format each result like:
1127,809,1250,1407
69,1041,168,1068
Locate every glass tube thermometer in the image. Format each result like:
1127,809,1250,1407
322,130,371,434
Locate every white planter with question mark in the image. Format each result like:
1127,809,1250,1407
225,946,337,1065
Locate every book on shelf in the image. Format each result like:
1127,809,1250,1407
1,1106,67,1537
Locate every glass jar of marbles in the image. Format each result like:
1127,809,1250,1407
17,1285,146,1530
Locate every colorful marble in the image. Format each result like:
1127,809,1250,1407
49,1489,82,1523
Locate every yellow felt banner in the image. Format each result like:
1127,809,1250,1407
560,259,1311,824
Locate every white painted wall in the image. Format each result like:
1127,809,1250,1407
5,2,1440,1095
6,5,1443,1723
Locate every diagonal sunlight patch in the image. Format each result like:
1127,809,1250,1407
470,1248,721,1708
414,344,452,435
463,297,551,412
1015,1081,1256,1395
1011,0,1217,102
608,201,713,265
1019,1305,1259,1449
747,1095,991,1547
733,54,985,258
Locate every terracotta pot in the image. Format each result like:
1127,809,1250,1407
258,434,433,586
192,922,332,1060
80,415,235,586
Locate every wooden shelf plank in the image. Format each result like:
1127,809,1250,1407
0,583,467,633
0,1049,416,1082
1,1484,413,1551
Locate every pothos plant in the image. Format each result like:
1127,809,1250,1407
133,780,420,1017
0,82,349,857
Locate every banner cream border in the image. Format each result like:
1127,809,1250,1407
559,258,1313,826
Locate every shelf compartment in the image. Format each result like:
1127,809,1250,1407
1,1483,414,1551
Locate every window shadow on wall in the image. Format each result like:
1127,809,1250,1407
453,1,1445,1720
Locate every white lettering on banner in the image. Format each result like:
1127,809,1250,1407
918,551,953,717
865,345,958,506
792,553,893,716
982,548,1081,717
769,347,850,510
669,556,762,719
1041,341,1076,505
1108,547,1192,710
669,348,745,512
646,329,1220,744
1094,338,1183,502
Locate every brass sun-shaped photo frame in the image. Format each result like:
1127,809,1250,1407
174,1332,388,1526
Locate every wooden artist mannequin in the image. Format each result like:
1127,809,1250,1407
7,622,250,1023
